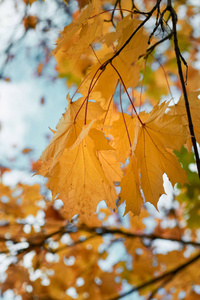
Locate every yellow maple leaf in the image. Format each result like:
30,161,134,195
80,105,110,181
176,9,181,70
67,16,103,62
40,97,105,164
38,123,121,220
119,102,189,215
52,0,100,56
134,102,188,208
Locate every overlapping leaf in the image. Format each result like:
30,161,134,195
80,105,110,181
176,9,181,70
110,113,136,163
40,96,105,164
38,4,192,219
120,155,143,215
53,0,100,56
38,122,122,219
120,102,189,214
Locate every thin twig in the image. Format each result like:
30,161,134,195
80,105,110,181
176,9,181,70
119,84,132,147
79,225,200,248
100,0,163,70
2,223,200,256
139,32,173,59
166,2,200,177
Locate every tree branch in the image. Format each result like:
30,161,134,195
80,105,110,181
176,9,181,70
166,2,200,178
81,226,200,247
1,223,200,256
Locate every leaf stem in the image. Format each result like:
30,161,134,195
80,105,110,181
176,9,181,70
102,95,113,127
139,58,147,112
84,68,105,125
110,62,143,125
73,67,104,124
119,84,132,147
151,54,173,99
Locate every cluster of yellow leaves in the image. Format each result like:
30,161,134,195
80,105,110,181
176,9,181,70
0,182,43,222
35,0,200,220
38,97,122,219
1,178,200,300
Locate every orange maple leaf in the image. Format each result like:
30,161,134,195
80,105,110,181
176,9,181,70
38,122,122,219
40,96,105,164
120,102,189,214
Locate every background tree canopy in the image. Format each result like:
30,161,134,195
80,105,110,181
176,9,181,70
0,0,200,299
